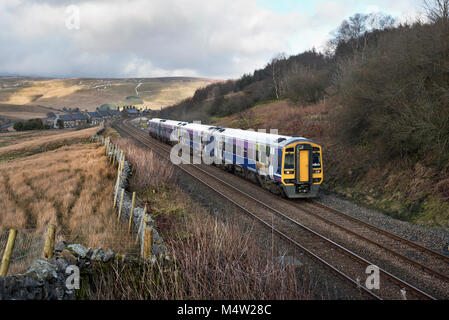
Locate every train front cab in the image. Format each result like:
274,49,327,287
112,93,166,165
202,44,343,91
281,141,323,198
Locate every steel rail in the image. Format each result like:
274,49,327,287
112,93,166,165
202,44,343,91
308,200,449,263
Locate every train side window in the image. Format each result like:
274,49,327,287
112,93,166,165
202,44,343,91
248,148,255,160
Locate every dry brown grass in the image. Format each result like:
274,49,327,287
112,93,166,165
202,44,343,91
5,80,82,105
0,126,99,161
0,140,138,253
84,192,306,300
0,103,61,121
0,78,217,112
78,132,305,300
216,99,330,139
113,138,175,192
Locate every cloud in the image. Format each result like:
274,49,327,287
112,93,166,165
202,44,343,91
0,0,306,79
0,0,425,79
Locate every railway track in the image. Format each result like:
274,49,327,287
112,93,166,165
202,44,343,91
113,120,448,300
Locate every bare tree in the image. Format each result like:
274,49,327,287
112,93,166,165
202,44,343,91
327,13,396,60
424,0,449,23
270,53,286,100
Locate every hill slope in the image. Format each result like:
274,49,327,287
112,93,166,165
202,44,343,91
0,77,217,117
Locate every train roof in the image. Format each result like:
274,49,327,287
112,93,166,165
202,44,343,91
149,118,184,127
149,118,317,147
182,122,216,132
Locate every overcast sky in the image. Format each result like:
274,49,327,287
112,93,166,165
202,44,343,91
0,0,423,79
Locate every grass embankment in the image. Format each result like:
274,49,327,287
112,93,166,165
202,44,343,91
215,99,449,228
87,131,305,299
0,127,137,254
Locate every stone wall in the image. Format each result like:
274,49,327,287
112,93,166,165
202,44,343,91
112,151,165,256
0,242,116,300
0,130,166,300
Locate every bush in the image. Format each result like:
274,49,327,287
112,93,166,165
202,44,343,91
334,21,449,166
13,119,47,131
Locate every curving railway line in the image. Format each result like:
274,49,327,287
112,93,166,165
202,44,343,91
112,119,449,300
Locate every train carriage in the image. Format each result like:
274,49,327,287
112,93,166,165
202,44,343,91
147,118,323,198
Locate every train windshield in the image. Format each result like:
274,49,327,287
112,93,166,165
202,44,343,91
284,153,294,169
312,153,321,168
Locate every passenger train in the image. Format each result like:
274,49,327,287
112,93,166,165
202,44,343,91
148,118,323,198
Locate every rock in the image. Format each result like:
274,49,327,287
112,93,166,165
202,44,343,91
66,244,86,258
54,241,68,252
27,259,58,282
55,257,69,271
103,250,115,263
152,244,165,256
60,250,77,265
91,248,105,261
85,248,93,259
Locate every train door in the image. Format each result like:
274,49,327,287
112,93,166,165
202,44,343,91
296,144,312,183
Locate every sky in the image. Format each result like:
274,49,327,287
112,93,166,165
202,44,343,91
0,0,424,79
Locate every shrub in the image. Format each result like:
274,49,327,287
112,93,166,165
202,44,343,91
334,21,449,166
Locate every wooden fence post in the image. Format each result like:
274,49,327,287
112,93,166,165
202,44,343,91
135,213,148,245
117,188,125,221
128,192,136,233
105,138,110,155
0,229,17,277
110,144,115,164
43,224,56,259
142,226,153,259
113,175,121,208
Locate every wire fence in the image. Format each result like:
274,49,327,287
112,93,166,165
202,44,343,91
0,228,46,274
0,225,142,275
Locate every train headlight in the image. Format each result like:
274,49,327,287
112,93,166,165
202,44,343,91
313,169,321,174
284,170,294,175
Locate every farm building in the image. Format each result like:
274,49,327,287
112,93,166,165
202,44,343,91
123,108,139,116
54,114,75,129
72,113,88,126
109,110,122,118
97,110,111,119
86,112,102,125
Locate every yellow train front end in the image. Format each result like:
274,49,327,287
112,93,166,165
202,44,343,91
280,141,323,198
